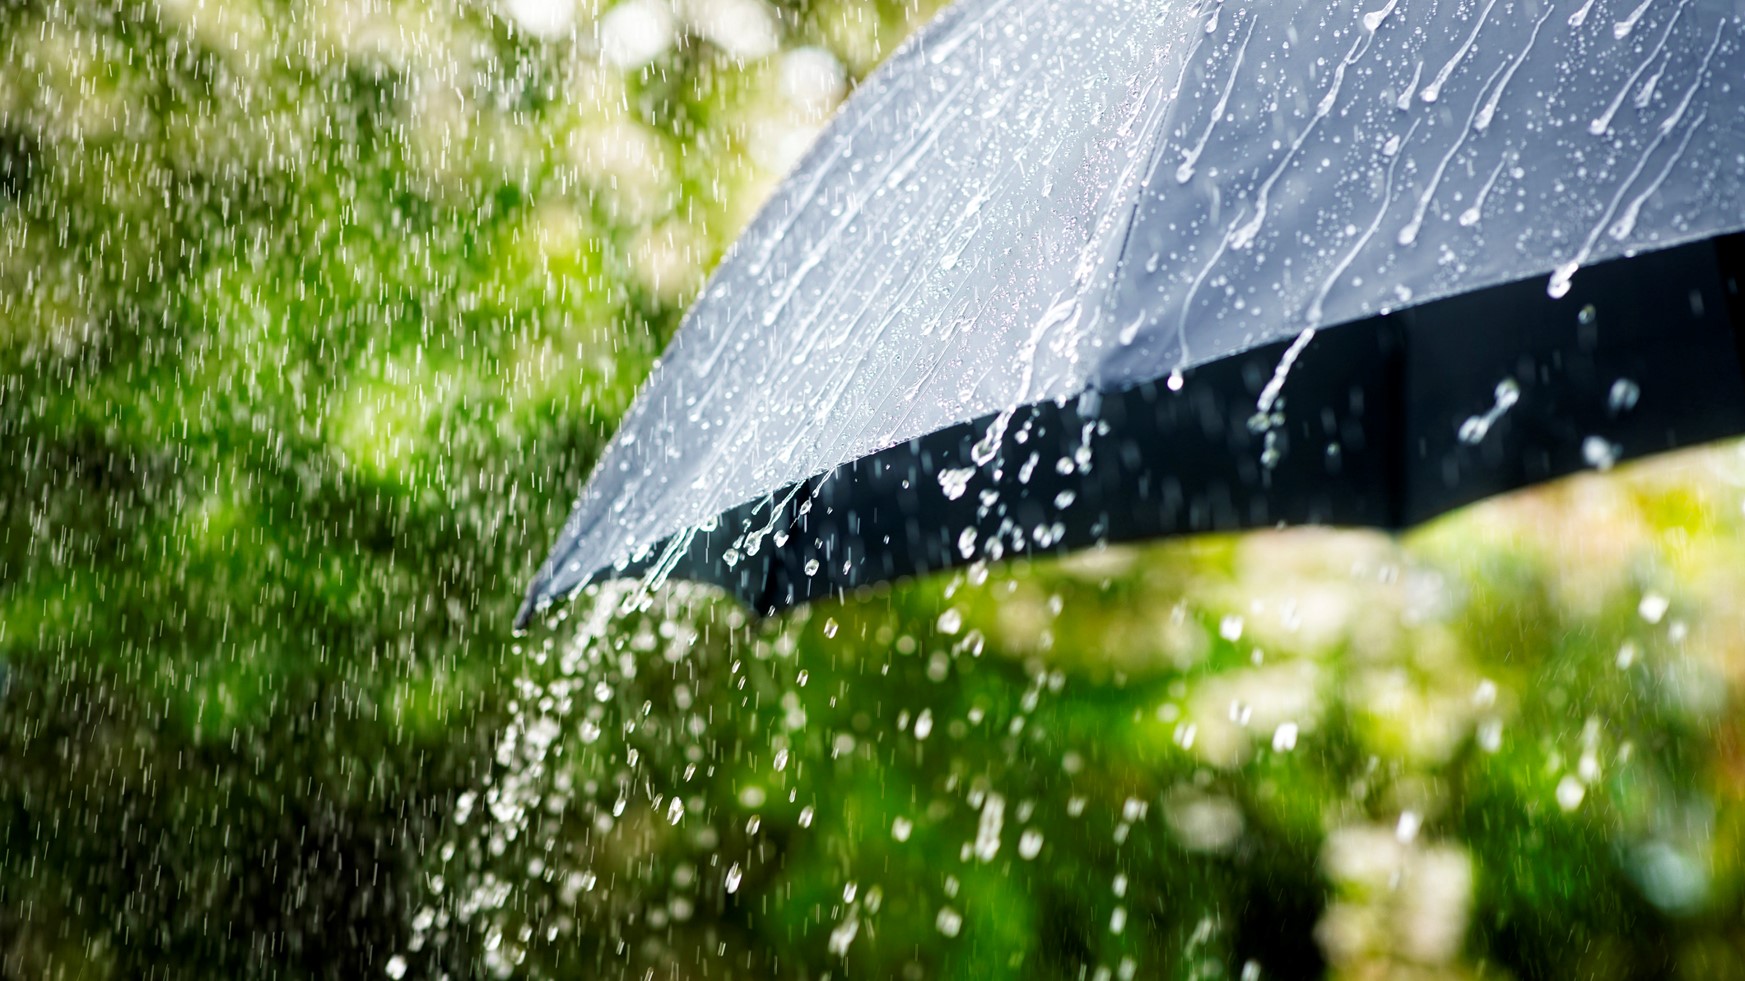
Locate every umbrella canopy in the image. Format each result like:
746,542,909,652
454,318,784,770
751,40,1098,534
520,0,1745,627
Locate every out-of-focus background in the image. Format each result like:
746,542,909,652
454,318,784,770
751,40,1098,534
5,0,1745,978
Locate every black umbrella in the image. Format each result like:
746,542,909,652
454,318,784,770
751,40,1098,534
519,0,1745,627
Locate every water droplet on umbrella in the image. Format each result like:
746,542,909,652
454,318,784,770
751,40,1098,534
1362,0,1398,32
1614,0,1652,39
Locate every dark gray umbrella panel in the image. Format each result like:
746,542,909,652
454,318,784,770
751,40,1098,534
520,0,1745,626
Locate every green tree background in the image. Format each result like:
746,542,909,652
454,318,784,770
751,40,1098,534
5,1,1745,978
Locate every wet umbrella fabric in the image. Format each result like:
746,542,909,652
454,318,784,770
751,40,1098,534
520,0,1745,625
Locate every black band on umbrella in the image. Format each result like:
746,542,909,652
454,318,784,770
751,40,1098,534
518,233,1745,626
1721,232,1745,381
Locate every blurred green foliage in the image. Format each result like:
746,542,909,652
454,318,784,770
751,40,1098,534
5,0,1745,979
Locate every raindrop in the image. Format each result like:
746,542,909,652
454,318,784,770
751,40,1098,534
1220,614,1245,642
1229,700,1253,727
938,466,976,500
1608,379,1641,414
667,797,686,824
1459,158,1509,224
1395,61,1424,109
828,916,861,956
913,709,935,740
1362,0,1398,32
1260,432,1283,470
1477,719,1504,752
385,955,407,979
1458,377,1522,444
957,528,978,559
936,906,964,937
1272,722,1299,752
1019,828,1045,859
726,864,744,894
1582,436,1619,471
1556,775,1587,812
1639,592,1670,624
974,793,1006,862
1420,0,1501,103
1548,261,1579,298
1614,0,1653,39
893,817,914,841
938,608,964,635
1396,810,1422,843
799,806,816,828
